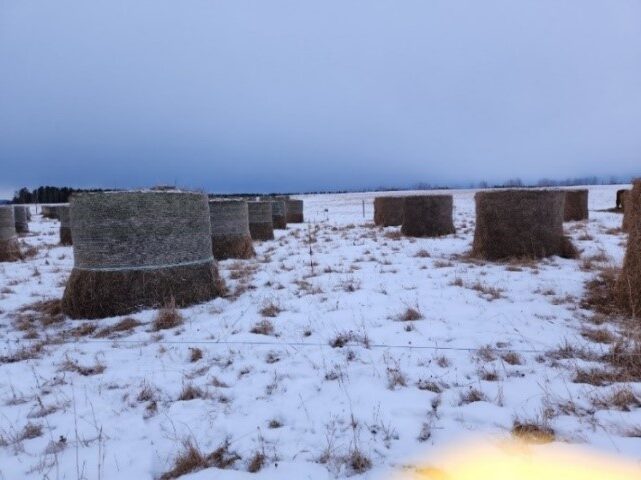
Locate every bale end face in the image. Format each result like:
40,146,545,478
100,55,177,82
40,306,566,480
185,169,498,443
60,227,73,246
62,261,224,319
212,235,255,260
615,180,641,315
249,223,275,241
0,239,22,262
563,189,589,222
472,189,576,261
401,195,455,238
374,197,405,227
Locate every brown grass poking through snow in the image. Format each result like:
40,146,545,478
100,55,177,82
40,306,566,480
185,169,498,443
259,302,281,317
95,317,141,337
189,348,203,363
250,319,275,336
511,420,555,444
152,300,184,331
161,440,240,480
247,451,266,473
398,307,423,321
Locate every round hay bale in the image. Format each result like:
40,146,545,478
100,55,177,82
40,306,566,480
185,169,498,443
374,196,405,226
616,189,629,210
622,190,632,232
13,206,29,234
41,205,57,219
401,195,455,237
270,200,287,229
616,180,641,315
472,190,577,260
58,205,72,246
563,189,589,221
62,191,223,319
286,199,304,223
0,206,21,262
209,199,255,260
247,201,274,240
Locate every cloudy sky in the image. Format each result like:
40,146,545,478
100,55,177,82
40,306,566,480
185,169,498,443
1,0,640,196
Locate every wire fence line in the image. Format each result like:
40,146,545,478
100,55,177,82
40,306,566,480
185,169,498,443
4,335,633,357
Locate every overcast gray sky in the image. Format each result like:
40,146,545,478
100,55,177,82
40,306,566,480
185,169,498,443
1,0,640,196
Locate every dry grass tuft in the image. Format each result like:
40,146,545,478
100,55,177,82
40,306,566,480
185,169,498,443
511,420,555,444
95,317,141,337
580,328,615,344
178,384,206,401
592,386,641,411
247,451,266,473
250,319,275,336
14,299,64,329
398,307,423,321
189,348,203,363
348,447,372,474
153,301,184,331
259,302,281,318
160,442,207,480
459,388,487,405
329,330,370,349
501,352,523,365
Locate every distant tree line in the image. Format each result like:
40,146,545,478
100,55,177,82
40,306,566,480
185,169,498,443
12,186,106,204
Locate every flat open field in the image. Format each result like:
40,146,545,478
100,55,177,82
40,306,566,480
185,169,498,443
1,185,639,479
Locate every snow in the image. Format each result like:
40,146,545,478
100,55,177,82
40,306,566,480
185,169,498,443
0,185,639,479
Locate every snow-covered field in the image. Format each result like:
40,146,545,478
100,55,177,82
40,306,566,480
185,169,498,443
1,185,639,479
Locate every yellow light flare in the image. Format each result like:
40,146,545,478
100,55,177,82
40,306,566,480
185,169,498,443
396,441,641,480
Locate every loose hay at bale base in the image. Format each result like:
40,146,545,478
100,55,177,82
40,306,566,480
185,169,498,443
58,205,72,245
0,206,21,262
247,201,275,241
374,196,405,227
401,195,455,237
62,191,224,319
615,180,641,316
209,199,255,260
472,189,577,261
563,189,589,222
286,199,304,223
13,206,29,234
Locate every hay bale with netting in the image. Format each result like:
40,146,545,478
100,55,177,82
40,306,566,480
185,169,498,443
59,205,72,245
374,196,405,226
472,190,577,260
0,206,21,262
209,199,255,260
13,206,29,234
616,189,628,210
247,201,274,240
61,190,223,319
401,195,455,237
616,180,641,316
563,189,588,221
42,205,57,219
270,200,287,229
622,190,632,232
286,199,304,223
